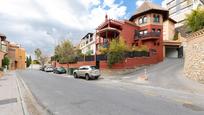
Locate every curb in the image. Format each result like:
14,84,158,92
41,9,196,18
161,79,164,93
16,73,29,115
16,72,54,115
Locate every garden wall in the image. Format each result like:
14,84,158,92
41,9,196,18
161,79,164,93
184,29,204,82
100,55,158,69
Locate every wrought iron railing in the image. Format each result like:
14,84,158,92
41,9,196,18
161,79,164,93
135,32,160,40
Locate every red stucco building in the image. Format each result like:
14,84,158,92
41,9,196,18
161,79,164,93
96,2,169,63
55,2,175,69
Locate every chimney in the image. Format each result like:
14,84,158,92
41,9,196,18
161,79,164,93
105,14,108,21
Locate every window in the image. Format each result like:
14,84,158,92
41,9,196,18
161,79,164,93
153,15,160,23
157,29,161,33
139,31,143,35
152,28,155,32
139,18,143,24
143,16,147,23
138,16,147,24
144,30,148,35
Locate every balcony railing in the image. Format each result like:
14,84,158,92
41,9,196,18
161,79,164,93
135,32,160,40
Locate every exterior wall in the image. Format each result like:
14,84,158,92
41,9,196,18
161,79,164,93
100,55,158,69
55,61,96,68
184,29,204,81
8,44,26,70
15,48,26,69
55,55,159,70
0,51,5,68
120,23,139,47
163,20,175,41
80,33,96,55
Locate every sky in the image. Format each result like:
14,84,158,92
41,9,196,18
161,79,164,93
0,0,163,56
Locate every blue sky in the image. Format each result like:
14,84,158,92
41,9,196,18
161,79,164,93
0,0,164,56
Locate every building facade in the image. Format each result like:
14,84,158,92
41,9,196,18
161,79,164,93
0,33,9,68
96,2,171,62
162,0,204,27
8,43,26,70
80,33,96,55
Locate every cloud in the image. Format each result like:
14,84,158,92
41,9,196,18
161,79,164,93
135,0,152,7
0,0,127,56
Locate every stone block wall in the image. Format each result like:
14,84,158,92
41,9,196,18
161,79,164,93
184,29,204,82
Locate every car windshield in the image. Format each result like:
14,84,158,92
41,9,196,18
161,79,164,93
90,66,97,70
58,67,65,70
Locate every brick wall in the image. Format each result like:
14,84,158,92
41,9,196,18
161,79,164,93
184,29,204,81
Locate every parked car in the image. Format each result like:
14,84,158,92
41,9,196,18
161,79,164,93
44,66,54,72
39,66,46,71
73,66,100,80
53,67,66,74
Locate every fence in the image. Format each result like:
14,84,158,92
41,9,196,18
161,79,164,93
76,51,149,62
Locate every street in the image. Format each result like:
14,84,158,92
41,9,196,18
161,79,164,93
17,69,204,115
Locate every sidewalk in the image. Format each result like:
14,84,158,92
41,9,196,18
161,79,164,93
0,71,24,115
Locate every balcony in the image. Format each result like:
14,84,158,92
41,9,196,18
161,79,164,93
135,32,160,40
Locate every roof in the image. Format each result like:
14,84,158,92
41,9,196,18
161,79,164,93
129,2,168,21
0,33,6,37
81,33,93,40
168,18,177,23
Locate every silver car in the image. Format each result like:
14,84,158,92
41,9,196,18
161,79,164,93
73,66,100,80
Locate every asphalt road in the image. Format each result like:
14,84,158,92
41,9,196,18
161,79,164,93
17,69,204,115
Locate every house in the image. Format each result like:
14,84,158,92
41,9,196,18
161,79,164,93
55,2,182,69
79,33,96,55
96,1,170,62
0,33,9,68
162,0,204,27
8,43,26,70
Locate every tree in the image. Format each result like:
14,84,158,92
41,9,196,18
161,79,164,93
34,48,42,60
107,38,127,68
54,40,76,64
26,56,32,67
34,48,48,66
2,56,10,69
185,8,204,32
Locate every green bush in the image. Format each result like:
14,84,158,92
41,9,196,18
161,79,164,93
107,38,127,68
2,56,10,69
185,8,204,32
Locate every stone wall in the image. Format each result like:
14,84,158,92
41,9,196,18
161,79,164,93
184,29,204,82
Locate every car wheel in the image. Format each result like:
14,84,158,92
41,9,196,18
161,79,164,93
95,76,99,80
74,73,78,78
85,74,90,80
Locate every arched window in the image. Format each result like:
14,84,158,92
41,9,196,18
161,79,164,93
139,17,143,24
153,15,160,23
143,16,147,23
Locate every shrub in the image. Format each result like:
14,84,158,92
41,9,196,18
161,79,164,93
107,38,127,68
185,8,204,32
2,56,10,69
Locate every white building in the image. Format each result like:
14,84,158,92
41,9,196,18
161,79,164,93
162,0,204,27
79,33,96,55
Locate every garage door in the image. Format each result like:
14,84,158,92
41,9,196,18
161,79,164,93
165,47,178,58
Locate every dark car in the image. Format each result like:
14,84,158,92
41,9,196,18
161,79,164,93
53,67,66,74
39,66,46,71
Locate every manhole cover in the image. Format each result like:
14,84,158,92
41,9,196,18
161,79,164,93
183,103,204,111
0,98,17,105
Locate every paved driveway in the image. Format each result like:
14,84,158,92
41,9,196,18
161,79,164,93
107,58,204,94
